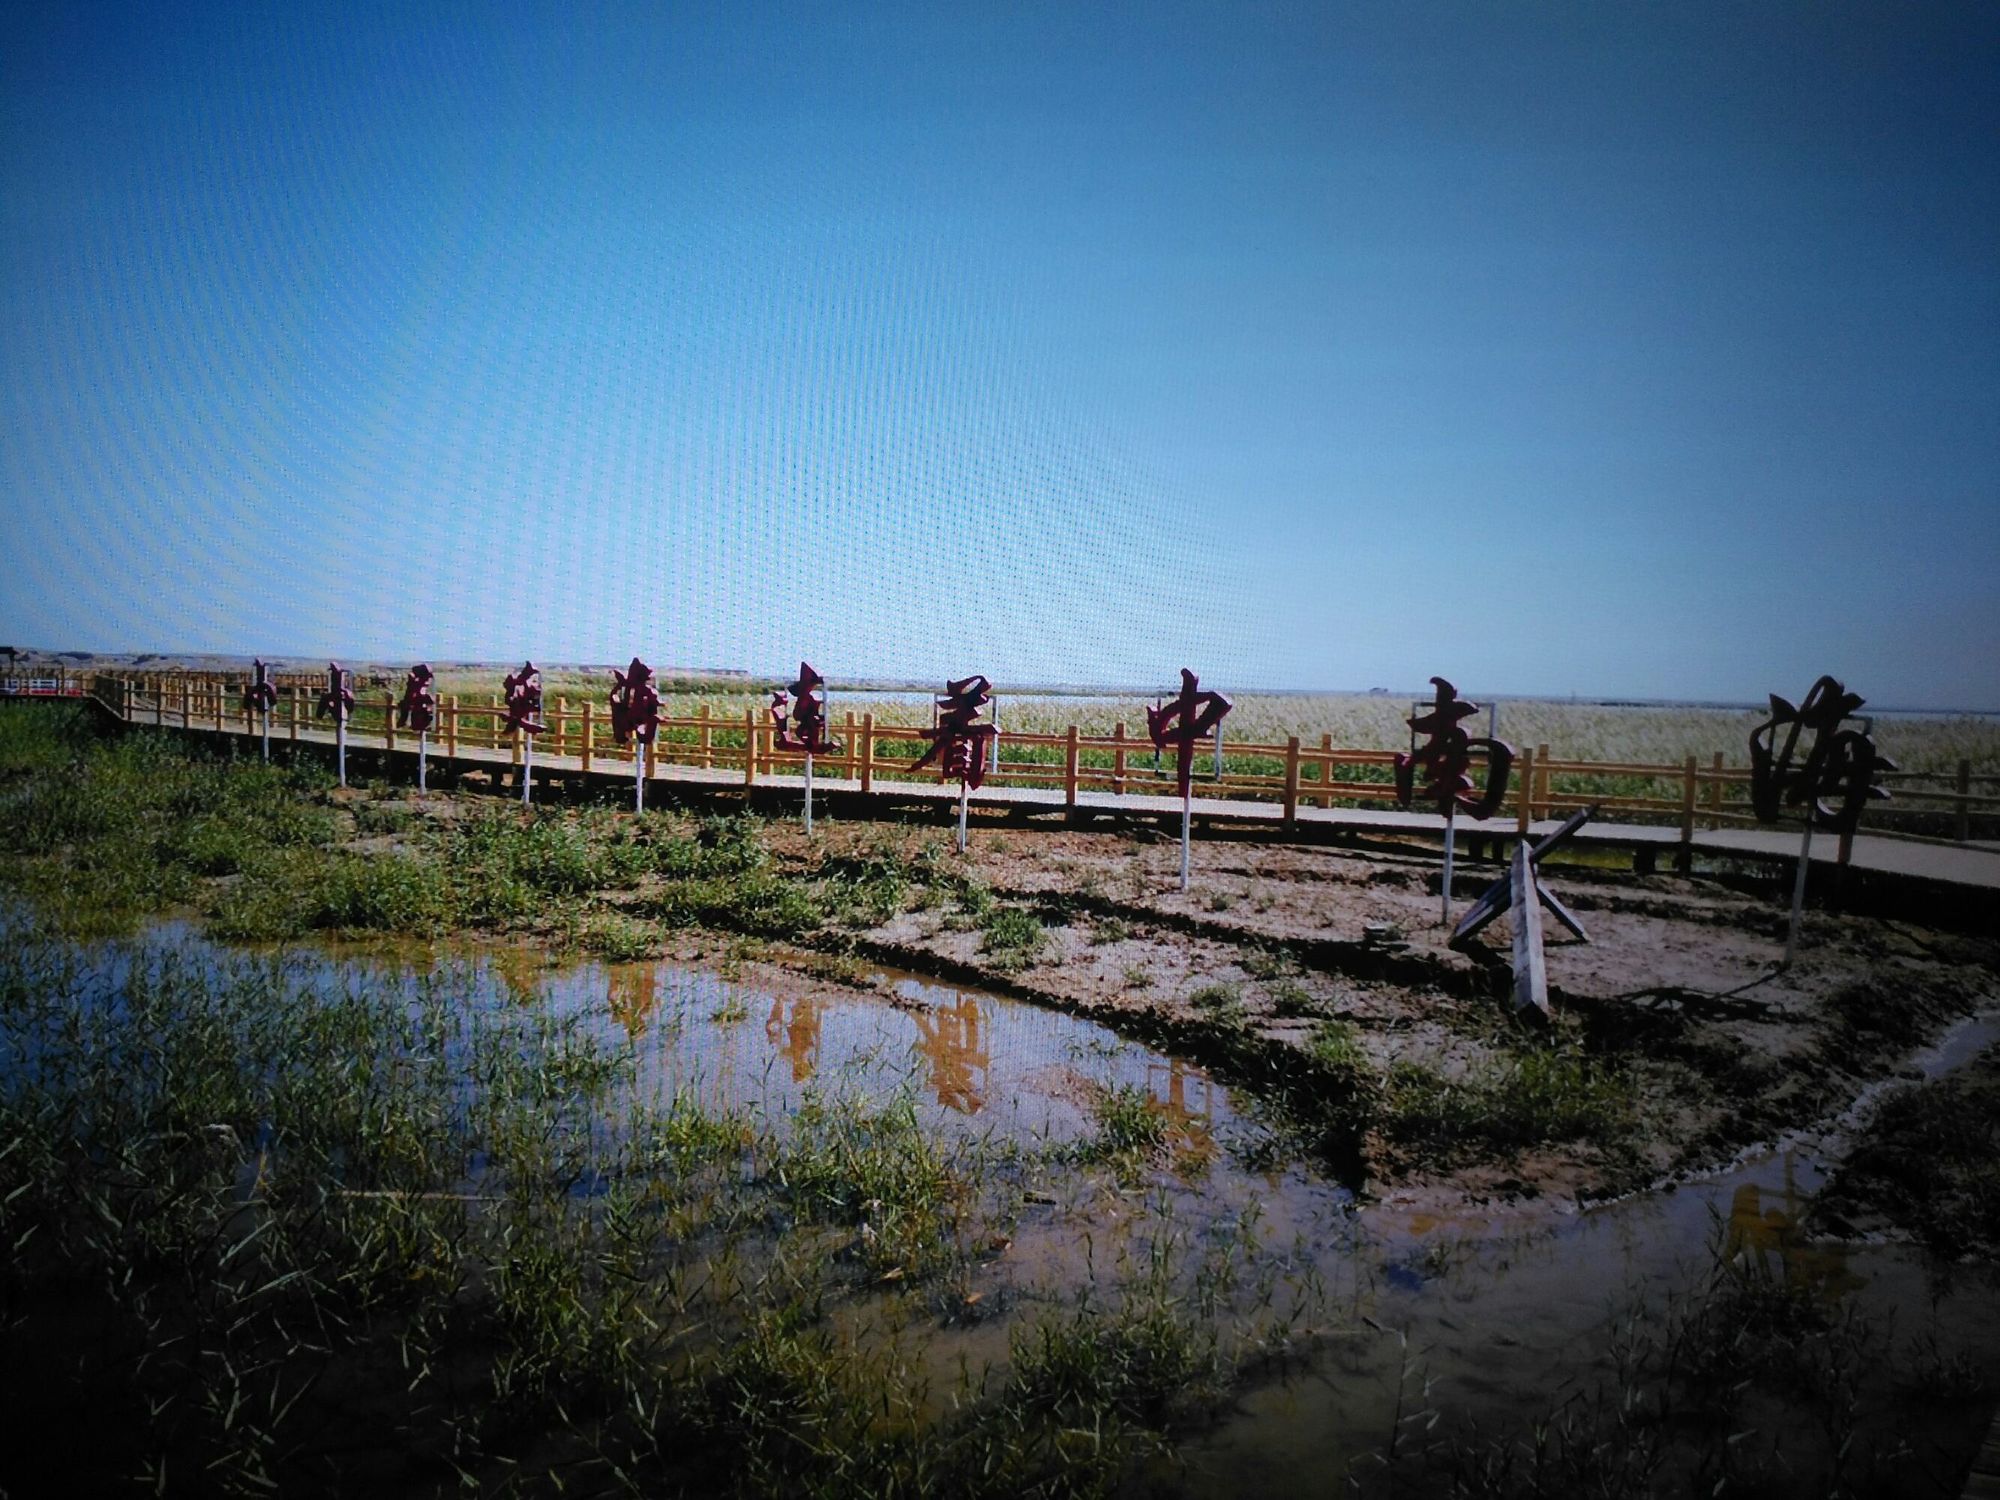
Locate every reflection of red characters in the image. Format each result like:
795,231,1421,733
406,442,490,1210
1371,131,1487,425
608,657,661,745
774,662,837,755
502,661,545,735
913,674,998,789
1748,675,1894,836
1393,676,1513,820
1146,668,1232,796
315,662,354,723
395,663,436,733
240,658,277,718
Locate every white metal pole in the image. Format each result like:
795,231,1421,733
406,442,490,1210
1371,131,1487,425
1441,804,1457,925
1212,721,1222,781
1783,817,1814,966
804,752,814,834
522,734,533,807
990,695,1001,777
337,716,347,788
1180,789,1192,893
261,707,270,763
635,739,645,814
418,728,428,794
957,780,969,852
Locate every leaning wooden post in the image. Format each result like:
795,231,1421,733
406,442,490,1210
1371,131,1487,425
860,713,875,793
1511,838,1551,1019
580,700,594,776
699,703,713,768
1957,759,1972,843
1677,755,1697,873
743,709,758,787
1064,726,1079,810
1112,722,1127,794
1282,735,1301,826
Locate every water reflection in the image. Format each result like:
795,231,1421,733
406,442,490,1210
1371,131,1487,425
1724,1159,1866,1304
1146,1057,1218,1161
765,994,823,1083
910,995,989,1114
607,966,657,1039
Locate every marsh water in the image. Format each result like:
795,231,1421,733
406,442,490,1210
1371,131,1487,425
16,918,2000,1494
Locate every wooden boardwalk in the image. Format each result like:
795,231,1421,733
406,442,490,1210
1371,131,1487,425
83,682,2000,899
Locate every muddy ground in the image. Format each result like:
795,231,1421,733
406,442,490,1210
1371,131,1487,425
341,788,2000,1212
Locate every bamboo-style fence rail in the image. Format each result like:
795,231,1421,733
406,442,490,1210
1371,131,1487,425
73,672,2000,858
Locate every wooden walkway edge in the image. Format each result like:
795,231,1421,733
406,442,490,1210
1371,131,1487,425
82,687,2000,898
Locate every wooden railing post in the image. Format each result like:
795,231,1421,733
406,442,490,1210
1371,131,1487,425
289,686,301,744
743,709,758,786
1516,748,1533,835
580,700,593,775
1064,726,1079,809
384,691,396,754
860,713,874,793
1957,759,1972,842
1535,743,1551,820
1282,735,1301,825
154,677,164,727
1709,751,1725,824
699,703,713,768
843,712,857,779
446,696,459,762
214,681,224,736
1319,733,1334,808
1112,722,1127,794
1677,755,1698,872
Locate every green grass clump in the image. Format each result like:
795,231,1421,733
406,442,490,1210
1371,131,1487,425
1007,1298,1221,1429
1383,1046,1635,1158
1087,1083,1169,1156
980,907,1046,968
1188,981,1247,1026
771,1095,966,1277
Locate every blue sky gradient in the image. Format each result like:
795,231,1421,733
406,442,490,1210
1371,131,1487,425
3,2,1996,703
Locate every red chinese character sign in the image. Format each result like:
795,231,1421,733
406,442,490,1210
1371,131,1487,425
316,662,355,786
913,674,998,850
1748,675,1894,965
773,662,839,833
396,664,437,793
1146,669,1233,891
240,658,278,762
1393,677,1515,923
609,657,662,813
503,662,545,806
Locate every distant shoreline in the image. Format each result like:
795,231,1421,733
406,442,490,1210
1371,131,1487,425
5,649,1995,718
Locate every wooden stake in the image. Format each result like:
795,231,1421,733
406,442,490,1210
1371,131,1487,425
1511,838,1550,1019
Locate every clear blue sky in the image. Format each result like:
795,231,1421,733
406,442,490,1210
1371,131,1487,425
4,2,1995,704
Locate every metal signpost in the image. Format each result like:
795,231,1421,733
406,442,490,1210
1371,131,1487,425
241,658,277,763
1146,668,1233,893
395,664,437,793
913,674,997,852
773,662,837,834
609,657,662,813
1393,677,1514,925
1747,676,1894,966
316,663,355,787
502,662,546,807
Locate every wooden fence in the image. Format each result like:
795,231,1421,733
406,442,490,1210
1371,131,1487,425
86,672,2000,848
